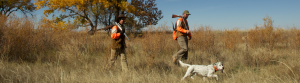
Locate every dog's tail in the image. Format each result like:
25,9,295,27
179,60,191,68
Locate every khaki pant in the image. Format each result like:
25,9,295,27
173,36,188,61
107,48,128,72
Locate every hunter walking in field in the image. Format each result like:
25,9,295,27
172,10,192,65
107,14,129,72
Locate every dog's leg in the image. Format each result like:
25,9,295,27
181,66,194,81
190,72,197,79
213,74,218,80
203,77,207,81
207,73,218,80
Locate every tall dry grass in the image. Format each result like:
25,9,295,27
0,15,299,83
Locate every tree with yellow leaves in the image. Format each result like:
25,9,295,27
39,16,76,31
34,0,163,35
35,0,136,35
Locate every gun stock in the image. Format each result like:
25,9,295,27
172,14,182,18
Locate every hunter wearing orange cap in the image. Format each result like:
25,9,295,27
172,10,192,65
107,14,128,72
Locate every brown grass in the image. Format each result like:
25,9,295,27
0,15,299,83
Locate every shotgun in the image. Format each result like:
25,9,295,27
97,25,114,31
115,22,131,41
171,21,176,31
172,14,189,30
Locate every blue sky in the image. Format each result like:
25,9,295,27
19,0,300,30
156,0,300,30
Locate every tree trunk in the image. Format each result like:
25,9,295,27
88,25,97,35
115,7,120,23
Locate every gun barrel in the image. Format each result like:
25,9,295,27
171,22,176,30
124,33,130,41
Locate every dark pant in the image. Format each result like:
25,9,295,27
173,36,188,60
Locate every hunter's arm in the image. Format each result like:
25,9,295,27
188,33,192,38
176,18,188,33
111,26,121,39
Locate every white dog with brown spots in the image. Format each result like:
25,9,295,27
179,60,224,81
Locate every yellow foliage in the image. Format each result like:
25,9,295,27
223,29,242,51
39,17,69,31
247,15,281,50
190,26,215,51
34,0,136,16
291,28,300,49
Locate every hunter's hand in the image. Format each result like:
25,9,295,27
120,30,125,34
189,36,192,40
186,30,190,34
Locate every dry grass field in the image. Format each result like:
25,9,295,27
0,16,299,83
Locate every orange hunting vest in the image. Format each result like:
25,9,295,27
173,18,191,40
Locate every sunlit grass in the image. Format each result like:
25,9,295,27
0,15,299,83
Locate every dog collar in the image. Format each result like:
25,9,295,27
214,65,218,71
